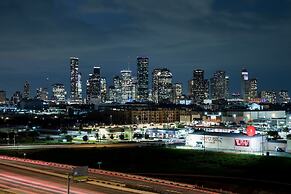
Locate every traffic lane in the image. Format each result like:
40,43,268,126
0,164,132,194
0,158,210,194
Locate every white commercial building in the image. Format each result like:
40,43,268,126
186,132,266,153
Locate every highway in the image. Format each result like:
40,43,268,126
0,155,218,194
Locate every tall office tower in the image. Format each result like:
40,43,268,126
191,69,209,104
23,80,30,99
52,83,66,102
188,79,194,98
173,83,183,104
277,90,290,104
86,66,101,104
260,90,277,104
100,77,107,103
36,87,48,101
108,76,122,103
210,70,228,100
241,68,249,99
225,75,230,99
70,57,82,102
120,69,135,103
247,78,258,99
0,90,6,104
152,68,173,104
137,57,149,101
11,91,22,105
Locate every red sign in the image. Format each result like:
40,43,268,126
246,126,256,136
235,139,250,147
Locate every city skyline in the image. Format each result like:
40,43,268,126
1,0,291,95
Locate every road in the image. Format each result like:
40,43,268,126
0,155,218,194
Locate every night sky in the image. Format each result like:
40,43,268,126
0,0,291,96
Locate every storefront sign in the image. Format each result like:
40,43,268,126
235,139,250,147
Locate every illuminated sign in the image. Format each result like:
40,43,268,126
200,136,222,144
235,139,250,147
246,126,256,136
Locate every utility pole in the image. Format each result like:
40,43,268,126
67,173,71,194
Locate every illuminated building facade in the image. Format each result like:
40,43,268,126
241,68,249,99
70,57,82,102
100,77,107,103
0,90,6,104
173,83,183,104
52,83,66,102
23,80,30,99
261,90,277,103
120,70,135,103
210,70,228,100
277,90,290,104
11,91,22,105
191,69,209,104
137,57,149,101
152,68,173,104
247,78,258,99
86,66,101,104
36,87,48,101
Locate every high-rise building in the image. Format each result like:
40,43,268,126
52,83,66,102
86,66,101,104
210,70,228,100
248,78,258,99
0,90,6,104
173,83,183,104
100,77,107,103
152,68,173,103
11,91,22,105
191,69,209,104
36,88,48,101
120,70,135,103
225,75,230,99
277,90,290,104
23,80,30,99
241,68,249,99
70,57,82,102
260,91,276,104
137,57,149,101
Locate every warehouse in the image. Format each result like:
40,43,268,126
186,132,266,153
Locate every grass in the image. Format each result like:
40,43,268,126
1,147,291,193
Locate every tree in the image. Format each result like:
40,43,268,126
110,134,114,139
119,134,125,140
65,135,73,142
267,131,279,139
83,135,88,142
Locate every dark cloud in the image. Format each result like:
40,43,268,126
0,0,291,96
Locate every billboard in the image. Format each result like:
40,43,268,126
72,166,88,182
235,139,250,147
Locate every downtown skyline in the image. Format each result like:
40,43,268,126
0,0,291,95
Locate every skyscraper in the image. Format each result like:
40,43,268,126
36,87,48,101
152,68,173,104
277,90,290,104
173,83,183,104
11,91,22,105
191,69,209,104
260,91,276,104
210,70,228,100
100,77,107,103
120,69,135,103
0,90,6,104
86,66,101,104
23,80,30,99
70,57,82,102
52,83,66,102
248,78,258,99
137,57,149,101
241,68,249,99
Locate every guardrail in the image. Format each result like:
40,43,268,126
0,155,231,194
